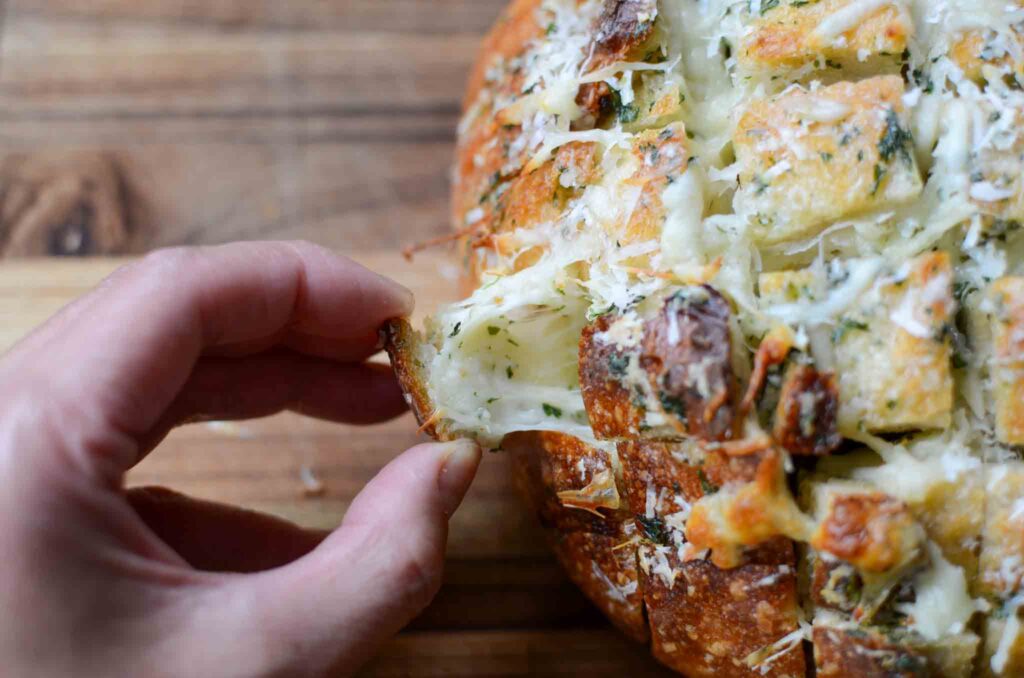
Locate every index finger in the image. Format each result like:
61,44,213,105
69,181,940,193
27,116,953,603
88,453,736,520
2,241,414,473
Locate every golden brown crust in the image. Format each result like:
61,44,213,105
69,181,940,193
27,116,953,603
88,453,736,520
496,142,601,238
685,448,811,570
981,462,1024,600
734,75,922,245
644,555,806,678
809,555,861,614
504,431,648,642
619,441,805,677
382,319,446,439
578,316,647,440
551,529,649,644
809,492,920,574
462,0,545,113
591,0,659,69
641,287,736,441
773,363,841,456
561,0,662,125
578,285,738,444
812,622,928,678
508,430,628,534
738,0,911,75
989,278,1024,445
452,0,545,284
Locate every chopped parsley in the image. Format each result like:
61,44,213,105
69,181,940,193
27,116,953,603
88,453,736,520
832,317,869,343
878,108,913,165
487,325,501,336
658,391,688,421
542,403,563,418
636,515,669,544
952,350,968,369
608,353,629,377
617,100,639,123
698,469,719,495
587,304,618,321
870,163,887,196
449,322,462,338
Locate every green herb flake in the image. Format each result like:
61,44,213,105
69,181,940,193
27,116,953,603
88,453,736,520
449,322,462,338
636,515,668,544
608,354,629,377
658,391,687,421
698,469,719,495
542,403,563,418
952,348,968,369
618,102,639,123
832,317,869,343
487,325,501,336
870,163,887,196
877,108,914,165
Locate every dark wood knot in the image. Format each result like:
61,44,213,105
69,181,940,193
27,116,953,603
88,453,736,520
0,152,128,258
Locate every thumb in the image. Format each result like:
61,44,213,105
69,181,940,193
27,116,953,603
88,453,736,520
202,440,481,677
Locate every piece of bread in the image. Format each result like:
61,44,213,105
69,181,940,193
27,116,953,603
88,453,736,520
384,1,1024,675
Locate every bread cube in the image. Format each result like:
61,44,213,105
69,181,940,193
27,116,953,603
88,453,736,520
987,277,1024,445
981,463,1024,600
738,0,912,76
734,76,923,245
758,252,954,432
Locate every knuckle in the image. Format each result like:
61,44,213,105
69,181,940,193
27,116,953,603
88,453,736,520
385,540,444,613
140,246,199,274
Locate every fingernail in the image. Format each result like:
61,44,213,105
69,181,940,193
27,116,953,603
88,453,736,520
380,275,416,316
437,439,481,516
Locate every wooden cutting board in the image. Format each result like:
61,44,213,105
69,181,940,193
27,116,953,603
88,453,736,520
0,252,671,676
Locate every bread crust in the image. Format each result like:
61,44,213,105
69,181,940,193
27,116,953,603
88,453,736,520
383,319,446,440
505,431,648,643
619,441,804,677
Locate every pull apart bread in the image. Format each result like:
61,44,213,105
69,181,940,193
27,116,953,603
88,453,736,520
384,1,1024,675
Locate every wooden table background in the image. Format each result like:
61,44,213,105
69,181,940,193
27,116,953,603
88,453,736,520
0,2,670,675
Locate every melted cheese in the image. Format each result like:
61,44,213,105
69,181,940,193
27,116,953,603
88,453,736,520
898,544,983,640
811,0,901,43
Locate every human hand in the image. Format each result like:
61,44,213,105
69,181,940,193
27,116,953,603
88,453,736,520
0,242,481,677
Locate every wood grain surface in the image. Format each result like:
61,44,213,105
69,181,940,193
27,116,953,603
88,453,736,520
0,253,671,676
0,0,506,256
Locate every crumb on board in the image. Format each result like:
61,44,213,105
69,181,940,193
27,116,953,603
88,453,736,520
300,464,326,498
204,421,254,439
